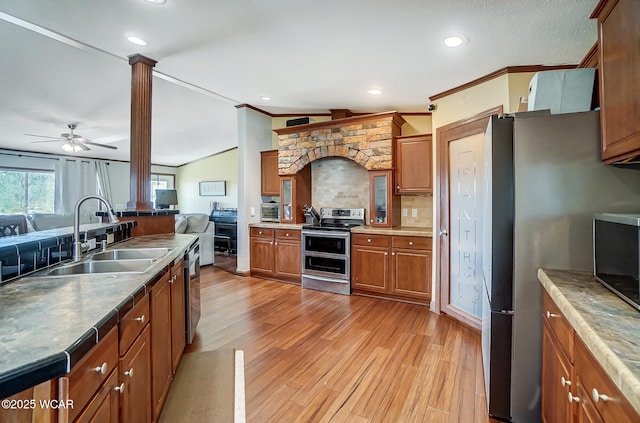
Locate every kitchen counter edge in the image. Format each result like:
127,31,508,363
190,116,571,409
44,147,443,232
350,226,432,237
249,222,306,230
537,268,640,415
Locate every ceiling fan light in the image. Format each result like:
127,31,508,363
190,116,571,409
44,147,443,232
61,142,74,152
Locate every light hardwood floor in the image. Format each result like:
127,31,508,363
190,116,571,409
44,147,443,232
186,266,498,423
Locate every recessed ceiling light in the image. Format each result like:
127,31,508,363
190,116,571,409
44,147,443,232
260,96,271,101
146,0,166,4
443,36,464,48
368,89,382,95
127,36,147,46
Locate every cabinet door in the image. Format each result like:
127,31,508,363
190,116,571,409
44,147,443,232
595,0,640,162
75,370,120,423
250,236,275,274
352,245,390,292
541,324,573,423
369,170,397,228
396,135,432,194
280,176,295,223
170,262,186,373
120,325,151,423
150,273,172,421
392,248,431,299
274,239,301,280
261,150,280,196
576,378,604,423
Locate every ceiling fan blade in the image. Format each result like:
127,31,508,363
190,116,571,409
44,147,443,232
77,142,90,151
25,133,61,140
83,140,118,150
29,139,64,144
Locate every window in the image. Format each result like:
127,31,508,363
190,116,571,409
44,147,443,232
0,167,55,214
151,173,175,206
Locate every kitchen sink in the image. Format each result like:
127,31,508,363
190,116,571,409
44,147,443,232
46,259,155,276
90,247,174,261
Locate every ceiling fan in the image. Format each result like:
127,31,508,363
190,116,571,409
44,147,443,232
26,123,117,153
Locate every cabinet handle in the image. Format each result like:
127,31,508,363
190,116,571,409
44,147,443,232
409,241,414,246
134,314,145,324
169,275,175,284
367,238,372,243
285,233,290,237
114,383,125,393
545,311,559,319
93,362,108,375
568,392,580,403
384,252,388,256
396,185,400,189
258,231,263,235
270,241,273,245
124,368,134,378
274,241,278,246
561,377,571,387
592,388,610,403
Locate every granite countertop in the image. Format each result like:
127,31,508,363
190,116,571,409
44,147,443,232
538,268,640,415
249,222,306,230
0,233,197,399
350,226,433,237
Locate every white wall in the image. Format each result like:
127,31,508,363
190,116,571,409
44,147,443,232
237,107,273,272
176,149,238,214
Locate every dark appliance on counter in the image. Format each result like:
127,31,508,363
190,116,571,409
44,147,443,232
301,208,365,295
184,239,200,344
481,110,640,422
593,213,640,311
209,208,237,255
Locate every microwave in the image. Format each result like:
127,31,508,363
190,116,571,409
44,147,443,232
593,213,640,311
260,203,280,222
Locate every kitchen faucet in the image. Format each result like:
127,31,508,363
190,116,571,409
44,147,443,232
73,195,119,260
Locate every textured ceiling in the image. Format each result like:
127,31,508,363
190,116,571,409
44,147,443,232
0,0,598,166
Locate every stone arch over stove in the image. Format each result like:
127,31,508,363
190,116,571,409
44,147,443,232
273,111,405,175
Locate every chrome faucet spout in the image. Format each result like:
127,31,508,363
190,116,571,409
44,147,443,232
72,195,119,261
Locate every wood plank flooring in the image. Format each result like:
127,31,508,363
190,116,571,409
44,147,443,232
186,266,498,423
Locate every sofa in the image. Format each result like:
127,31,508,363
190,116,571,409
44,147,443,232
174,213,214,266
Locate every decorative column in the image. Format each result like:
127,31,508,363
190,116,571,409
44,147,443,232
126,54,156,210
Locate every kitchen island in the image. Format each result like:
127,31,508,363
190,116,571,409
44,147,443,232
0,233,197,403
538,268,640,421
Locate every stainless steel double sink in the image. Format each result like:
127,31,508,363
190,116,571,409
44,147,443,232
45,247,174,276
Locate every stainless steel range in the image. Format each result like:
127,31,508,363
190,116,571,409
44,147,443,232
301,208,366,295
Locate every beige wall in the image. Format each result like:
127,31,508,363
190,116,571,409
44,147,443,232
176,148,238,214
401,115,432,135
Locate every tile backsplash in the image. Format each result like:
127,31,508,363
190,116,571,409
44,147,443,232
400,195,433,227
312,157,369,210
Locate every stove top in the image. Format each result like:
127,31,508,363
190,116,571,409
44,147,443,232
302,207,366,232
210,208,238,223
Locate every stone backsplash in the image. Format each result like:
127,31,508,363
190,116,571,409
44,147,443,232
275,112,405,175
311,157,369,211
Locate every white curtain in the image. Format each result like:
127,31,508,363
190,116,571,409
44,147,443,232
95,161,113,205
54,159,98,214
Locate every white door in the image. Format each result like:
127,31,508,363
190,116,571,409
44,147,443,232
446,132,484,320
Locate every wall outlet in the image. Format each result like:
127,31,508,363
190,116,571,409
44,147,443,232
107,233,115,244
411,209,418,217
86,238,97,250
402,208,408,217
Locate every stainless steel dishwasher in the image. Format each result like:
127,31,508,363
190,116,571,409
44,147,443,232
184,239,201,344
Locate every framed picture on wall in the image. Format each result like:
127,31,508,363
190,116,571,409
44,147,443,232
199,180,226,196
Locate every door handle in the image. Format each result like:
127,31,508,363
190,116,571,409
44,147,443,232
439,229,448,237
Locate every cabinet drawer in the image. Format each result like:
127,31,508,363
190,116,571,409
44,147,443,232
575,336,639,423
119,294,149,356
275,229,300,240
67,327,118,422
352,233,389,247
250,227,274,238
391,236,431,250
542,291,574,363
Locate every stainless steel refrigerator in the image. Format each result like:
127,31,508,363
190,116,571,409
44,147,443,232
481,110,640,422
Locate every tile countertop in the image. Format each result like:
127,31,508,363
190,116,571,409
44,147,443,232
0,233,197,399
350,226,433,237
537,268,640,415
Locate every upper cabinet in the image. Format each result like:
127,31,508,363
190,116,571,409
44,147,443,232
394,134,432,195
369,170,400,228
260,150,280,196
279,165,311,224
592,0,640,163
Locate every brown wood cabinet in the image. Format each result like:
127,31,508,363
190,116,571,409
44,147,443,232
260,150,280,196
394,134,432,195
150,272,172,421
169,260,186,373
75,370,120,423
279,166,311,224
0,381,57,423
541,290,640,423
369,170,400,228
352,233,431,304
250,227,301,283
119,325,151,423
592,0,640,163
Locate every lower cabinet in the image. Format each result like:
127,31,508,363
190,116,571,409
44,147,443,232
541,290,640,423
119,325,151,423
250,228,301,283
75,370,120,423
169,260,186,373
150,272,173,421
352,233,432,304
0,380,58,423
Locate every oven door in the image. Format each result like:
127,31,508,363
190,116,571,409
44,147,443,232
302,230,348,255
303,254,349,280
